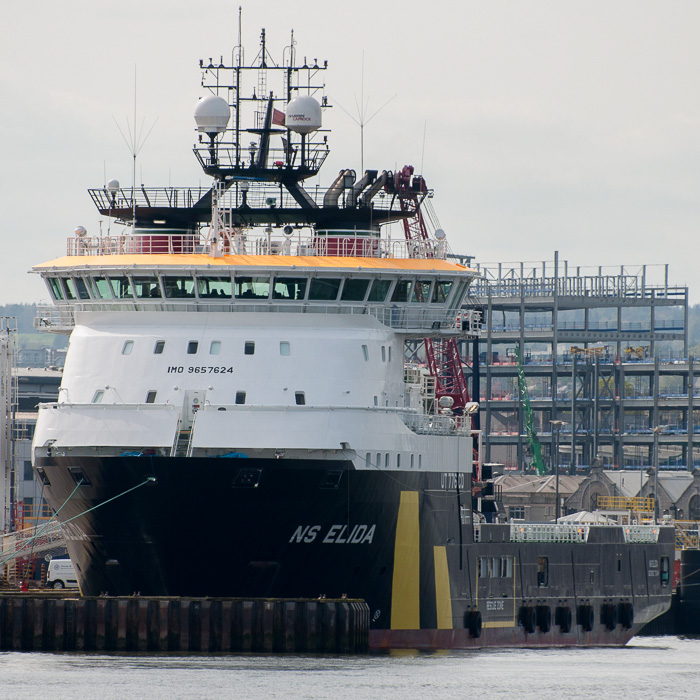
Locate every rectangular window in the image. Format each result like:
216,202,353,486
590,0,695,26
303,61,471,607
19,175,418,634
373,396,378,406
308,278,341,301
187,341,198,354
365,453,371,466
145,391,157,404
62,278,77,300
367,279,392,302
108,276,133,299
90,277,112,299
391,279,412,303
340,278,370,302
235,391,246,405
132,277,161,299
48,278,64,300
509,506,525,520
121,341,134,355
362,345,369,361
432,280,454,303
164,276,196,298
478,557,488,578
388,347,392,362
295,391,305,405
154,340,165,354
210,341,221,355
244,341,255,355
537,556,549,587
376,453,381,467
411,280,432,303
381,346,386,362
197,276,232,299
397,454,401,468
385,453,389,468
272,277,307,301
234,276,270,299
501,557,513,578
410,454,414,469
74,278,91,300
24,461,34,481
280,342,291,356
92,390,104,403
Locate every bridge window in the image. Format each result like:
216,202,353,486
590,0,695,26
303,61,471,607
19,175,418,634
362,345,368,361
478,557,488,578
121,341,134,355
341,278,370,302
145,391,157,404
411,280,432,303
89,277,112,299
210,341,221,355
244,341,255,355
272,277,307,301
164,276,195,298
48,278,64,300
295,391,305,405
280,342,291,356
432,280,454,303
133,277,161,299
154,340,165,354
309,278,341,301
235,391,246,405
391,279,413,303
187,341,198,354
61,279,78,300
197,276,231,299
367,279,391,302
235,276,270,299
108,277,133,299
92,390,104,404
73,278,91,300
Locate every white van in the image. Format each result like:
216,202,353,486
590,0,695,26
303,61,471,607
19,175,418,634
46,559,79,589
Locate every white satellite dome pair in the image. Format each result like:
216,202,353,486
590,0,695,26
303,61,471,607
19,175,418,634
194,94,321,135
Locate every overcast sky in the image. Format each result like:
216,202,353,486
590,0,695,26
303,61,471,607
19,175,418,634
2,0,699,304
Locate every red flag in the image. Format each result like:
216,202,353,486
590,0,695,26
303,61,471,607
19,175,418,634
272,109,286,126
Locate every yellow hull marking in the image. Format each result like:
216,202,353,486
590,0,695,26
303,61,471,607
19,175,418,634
390,491,420,630
433,546,453,629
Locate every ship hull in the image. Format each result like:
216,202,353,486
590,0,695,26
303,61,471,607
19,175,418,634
35,455,673,649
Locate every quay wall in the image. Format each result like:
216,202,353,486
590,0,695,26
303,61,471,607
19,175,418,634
0,595,369,654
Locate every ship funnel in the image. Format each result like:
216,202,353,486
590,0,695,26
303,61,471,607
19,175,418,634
194,94,231,134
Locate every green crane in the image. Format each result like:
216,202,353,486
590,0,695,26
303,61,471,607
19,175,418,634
514,347,546,475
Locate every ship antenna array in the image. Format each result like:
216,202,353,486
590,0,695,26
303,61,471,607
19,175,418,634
332,52,396,175
113,66,158,227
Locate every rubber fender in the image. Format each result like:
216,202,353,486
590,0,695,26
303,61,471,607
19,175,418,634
466,609,482,639
519,606,536,634
618,602,634,630
577,604,594,632
556,606,573,633
536,605,552,633
602,602,618,631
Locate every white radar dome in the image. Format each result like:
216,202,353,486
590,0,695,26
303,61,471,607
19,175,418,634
106,179,120,193
434,228,446,240
194,94,230,134
285,95,322,134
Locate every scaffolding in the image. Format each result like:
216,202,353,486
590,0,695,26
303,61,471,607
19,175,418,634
463,252,694,471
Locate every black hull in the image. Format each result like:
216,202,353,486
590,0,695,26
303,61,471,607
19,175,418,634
36,455,673,649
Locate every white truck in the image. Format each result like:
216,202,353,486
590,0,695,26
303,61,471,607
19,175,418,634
46,559,79,589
